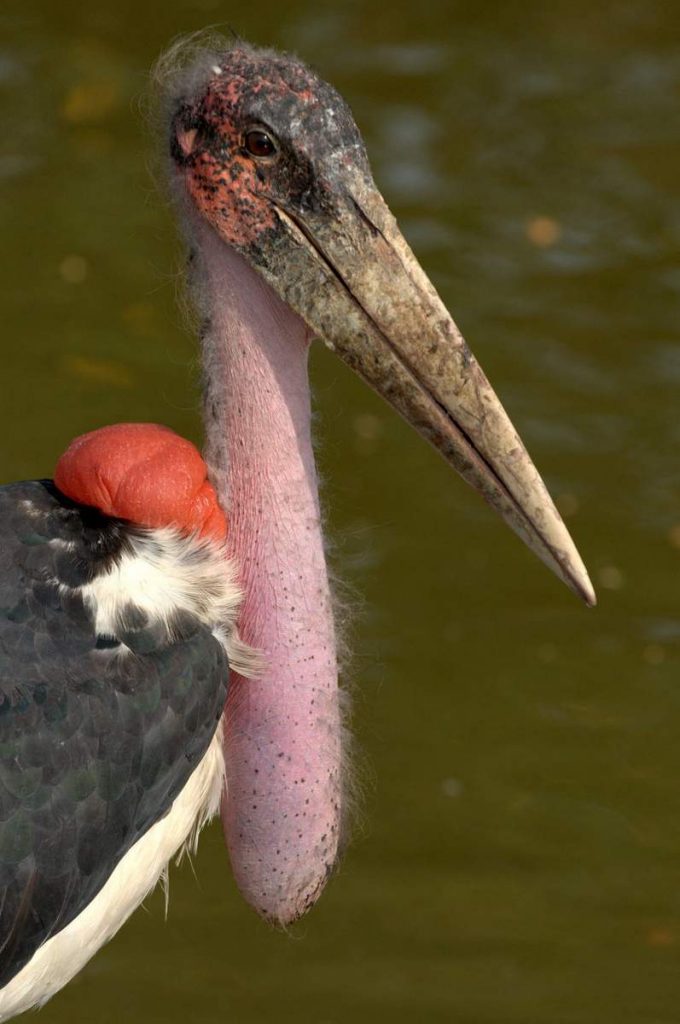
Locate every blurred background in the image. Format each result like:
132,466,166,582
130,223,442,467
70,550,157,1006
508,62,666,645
1,1,680,1021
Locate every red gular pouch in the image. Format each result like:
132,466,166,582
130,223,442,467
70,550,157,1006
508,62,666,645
54,423,227,543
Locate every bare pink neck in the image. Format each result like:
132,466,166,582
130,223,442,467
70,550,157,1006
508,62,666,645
194,220,341,923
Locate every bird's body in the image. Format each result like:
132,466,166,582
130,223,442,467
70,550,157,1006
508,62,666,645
0,426,249,1019
0,38,594,1020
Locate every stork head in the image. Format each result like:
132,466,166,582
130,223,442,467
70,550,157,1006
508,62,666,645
167,43,594,605
171,47,369,253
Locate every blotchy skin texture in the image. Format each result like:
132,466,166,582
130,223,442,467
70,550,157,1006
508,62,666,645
171,47,367,256
195,218,342,923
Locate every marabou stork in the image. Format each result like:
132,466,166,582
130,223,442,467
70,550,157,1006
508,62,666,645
0,40,595,1020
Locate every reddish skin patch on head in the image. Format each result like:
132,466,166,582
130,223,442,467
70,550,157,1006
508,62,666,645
178,73,277,250
172,48,368,263
186,145,276,251
54,423,227,541
174,55,325,251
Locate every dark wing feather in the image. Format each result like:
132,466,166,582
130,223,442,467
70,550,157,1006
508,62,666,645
0,481,228,985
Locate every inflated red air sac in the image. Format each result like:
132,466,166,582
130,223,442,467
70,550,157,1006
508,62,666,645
54,423,227,541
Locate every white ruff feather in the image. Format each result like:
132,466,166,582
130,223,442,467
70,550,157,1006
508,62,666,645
81,527,257,676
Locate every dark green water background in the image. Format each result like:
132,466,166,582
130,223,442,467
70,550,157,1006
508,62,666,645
2,2,680,1021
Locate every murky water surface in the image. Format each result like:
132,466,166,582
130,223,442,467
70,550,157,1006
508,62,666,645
2,2,680,1020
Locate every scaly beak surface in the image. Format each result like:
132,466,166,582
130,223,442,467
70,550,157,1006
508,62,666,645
256,177,595,606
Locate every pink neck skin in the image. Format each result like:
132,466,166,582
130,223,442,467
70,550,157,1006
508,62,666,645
194,218,341,924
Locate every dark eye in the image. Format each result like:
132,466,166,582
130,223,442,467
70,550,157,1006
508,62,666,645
244,129,277,158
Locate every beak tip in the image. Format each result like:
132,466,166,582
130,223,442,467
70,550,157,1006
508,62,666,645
564,561,596,608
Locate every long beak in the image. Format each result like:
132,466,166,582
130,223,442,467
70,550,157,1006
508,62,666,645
253,177,595,606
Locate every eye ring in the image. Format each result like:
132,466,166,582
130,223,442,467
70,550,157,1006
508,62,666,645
243,128,278,159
